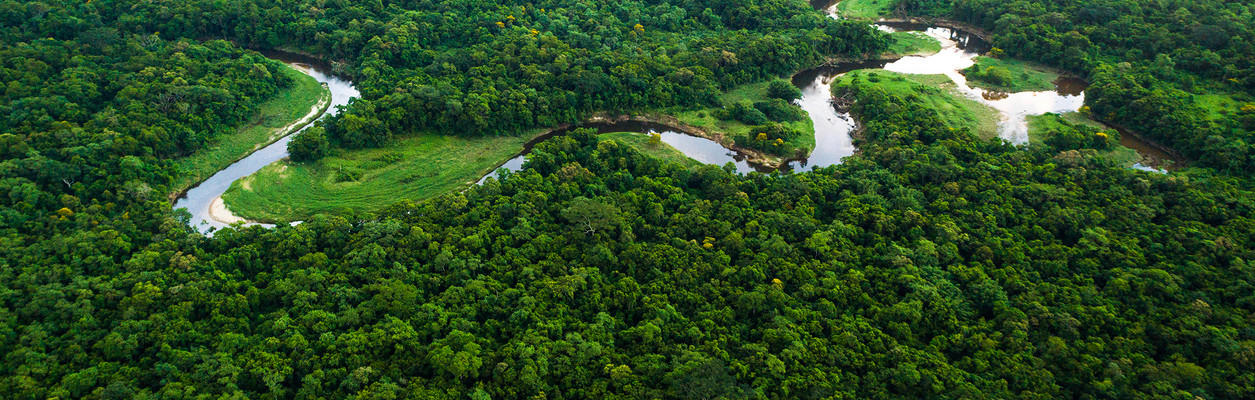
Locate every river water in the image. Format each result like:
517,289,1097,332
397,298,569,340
182,12,1178,232
479,13,1177,180
173,50,359,234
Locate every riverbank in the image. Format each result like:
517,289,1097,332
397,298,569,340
209,28,954,223
885,31,943,58
607,113,793,168
1091,117,1189,169
833,70,1002,138
599,132,703,168
220,132,542,222
835,0,896,20
169,64,330,201
877,17,994,42
961,56,1062,92
208,196,250,225
670,80,817,166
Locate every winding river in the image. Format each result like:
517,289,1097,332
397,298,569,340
479,19,1151,179
182,7,1181,233
174,51,359,234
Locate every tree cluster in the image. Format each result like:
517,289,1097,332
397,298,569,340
903,0,1255,173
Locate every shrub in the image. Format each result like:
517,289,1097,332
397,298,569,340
288,126,330,162
753,99,806,122
766,79,802,101
729,101,769,125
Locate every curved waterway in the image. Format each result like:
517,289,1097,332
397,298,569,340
184,8,1178,232
174,50,359,234
478,121,766,185
479,22,1094,180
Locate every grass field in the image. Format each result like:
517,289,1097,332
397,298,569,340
836,0,895,19
221,133,540,222
221,130,701,222
672,80,816,160
221,79,804,222
1027,112,1140,166
599,132,701,167
172,65,329,194
834,70,1001,138
885,31,942,57
1195,93,1252,122
960,56,1060,92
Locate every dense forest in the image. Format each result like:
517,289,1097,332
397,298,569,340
33,0,891,146
3,0,1255,399
896,0,1255,172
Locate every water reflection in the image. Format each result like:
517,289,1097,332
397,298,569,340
478,17,1181,182
871,26,1084,143
478,121,764,183
174,50,360,234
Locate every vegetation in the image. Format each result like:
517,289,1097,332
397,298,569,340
72,0,890,147
885,31,943,57
598,131,702,168
7,0,1255,399
837,0,899,19
1027,112,1140,166
222,132,540,222
288,126,332,163
766,79,802,101
833,70,1001,138
961,55,1061,92
172,65,329,191
900,0,1255,173
229,128,706,222
674,80,816,159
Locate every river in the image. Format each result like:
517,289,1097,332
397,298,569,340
183,13,1176,233
478,20,1134,179
173,50,359,234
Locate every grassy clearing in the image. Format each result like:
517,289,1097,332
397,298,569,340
1027,113,1140,166
960,56,1060,92
885,31,942,57
222,130,700,222
172,65,329,194
836,0,895,19
600,132,701,167
1194,92,1253,123
221,133,538,222
672,80,816,160
835,70,1001,138
1059,111,1107,129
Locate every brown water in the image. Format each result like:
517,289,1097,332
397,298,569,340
1115,127,1185,172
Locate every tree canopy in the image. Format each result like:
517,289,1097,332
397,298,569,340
2,0,1255,399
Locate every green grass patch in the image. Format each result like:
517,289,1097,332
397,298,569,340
960,56,1060,92
600,132,701,167
885,31,942,58
173,65,329,194
672,80,815,160
221,133,538,222
1058,111,1107,129
1194,93,1248,122
1028,113,1140,166
834,70,1001,138
836,0,895,19
222,130,702,222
